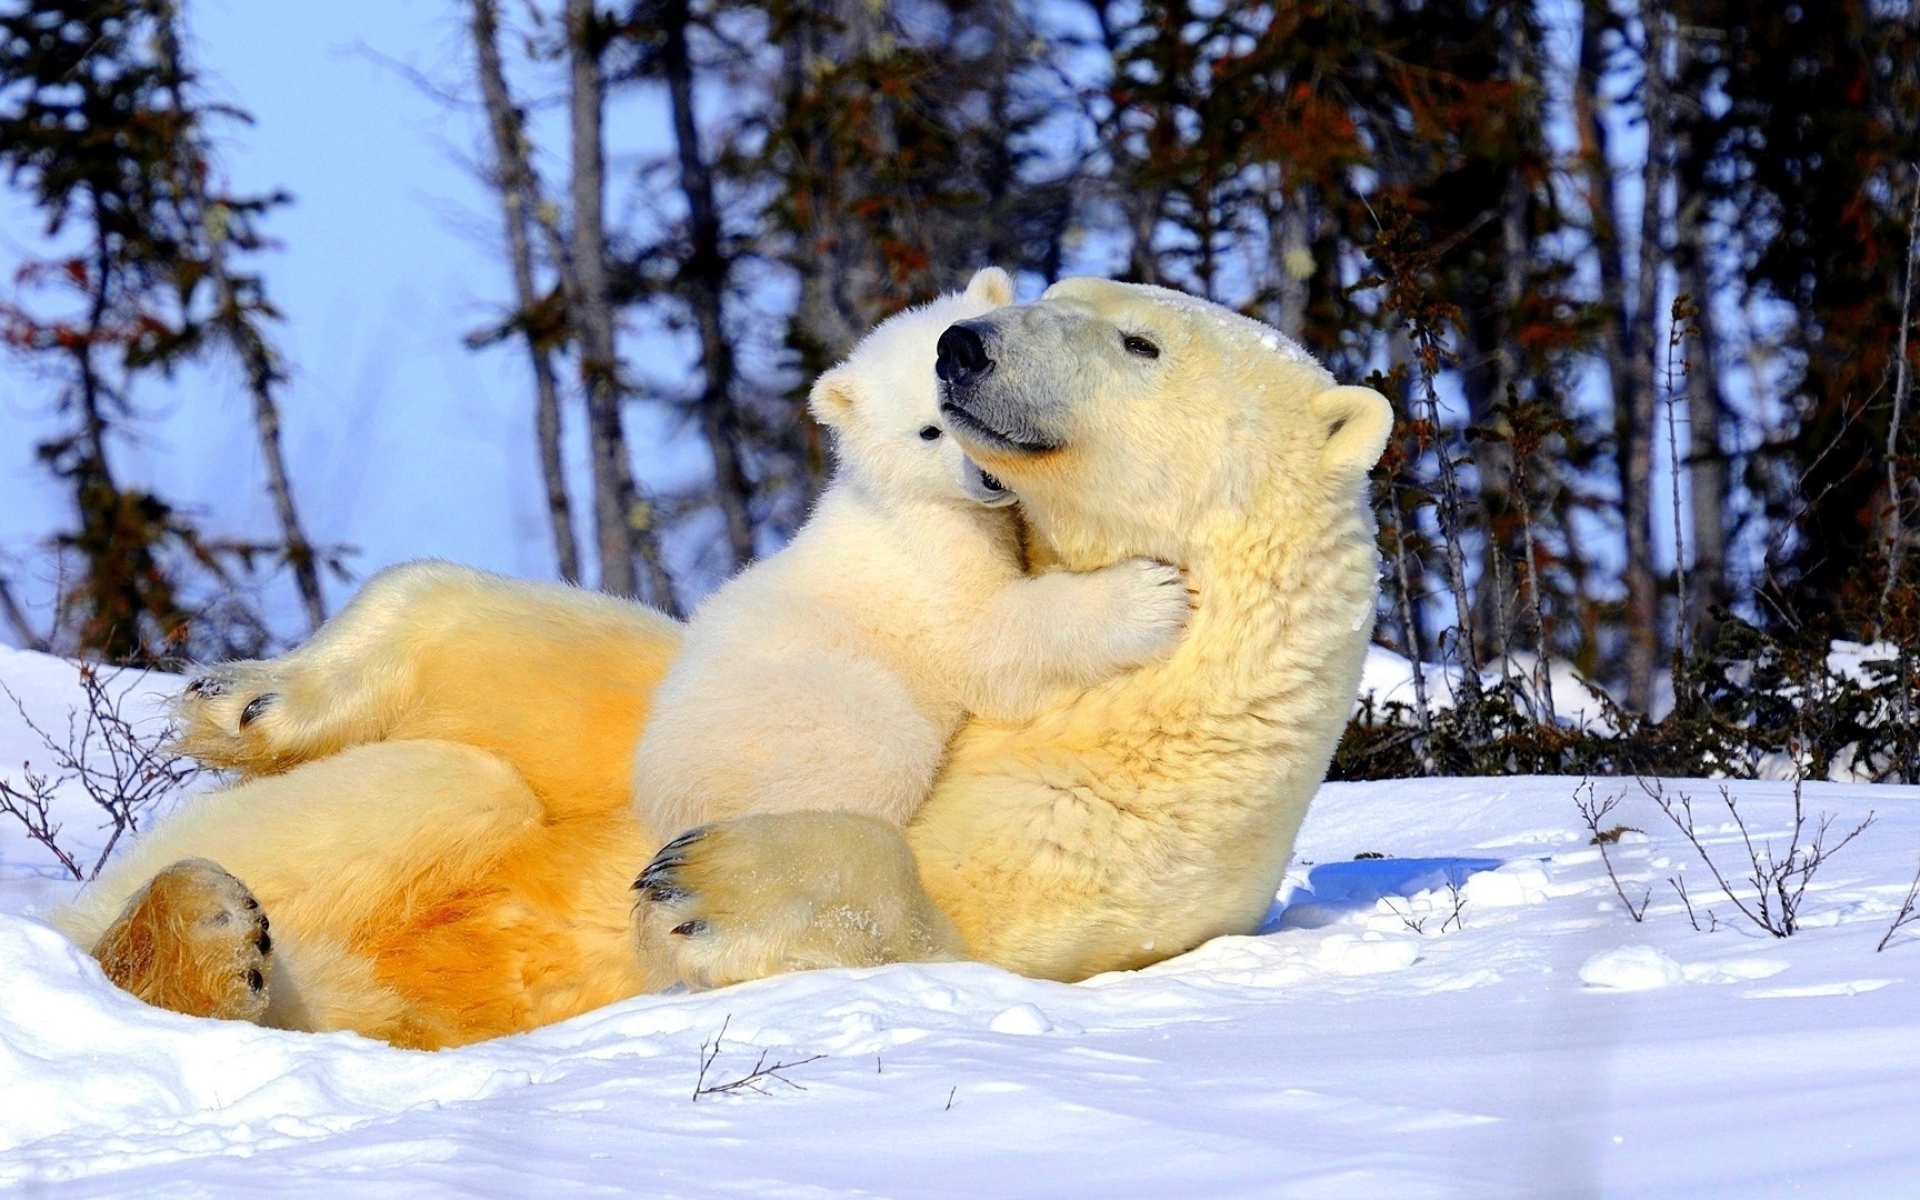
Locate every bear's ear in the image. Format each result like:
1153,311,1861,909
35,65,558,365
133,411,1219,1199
964,266,1015,307
1310,385,1393,478
808,366,858,429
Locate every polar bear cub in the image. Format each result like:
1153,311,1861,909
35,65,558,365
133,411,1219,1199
632,267,1191,840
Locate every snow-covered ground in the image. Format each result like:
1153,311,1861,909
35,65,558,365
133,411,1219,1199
4,646,1919,1197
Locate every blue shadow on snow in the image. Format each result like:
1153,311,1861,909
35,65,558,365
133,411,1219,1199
1259,856,1504,933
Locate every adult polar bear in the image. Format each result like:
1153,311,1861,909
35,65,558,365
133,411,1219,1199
53,278,1390,1047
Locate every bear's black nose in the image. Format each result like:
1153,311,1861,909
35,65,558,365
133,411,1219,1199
936,322,994,388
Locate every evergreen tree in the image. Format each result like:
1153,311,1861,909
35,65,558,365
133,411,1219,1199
0,0,329,662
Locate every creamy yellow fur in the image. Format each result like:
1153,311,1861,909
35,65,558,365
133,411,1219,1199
634,267,1189,836
58,565,679,1047
634,278,1390,985
52,278,1387,1040
91,859,273,1023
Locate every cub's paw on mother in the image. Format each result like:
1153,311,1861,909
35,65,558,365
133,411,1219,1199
631,812,963,990
1100,556,1196,664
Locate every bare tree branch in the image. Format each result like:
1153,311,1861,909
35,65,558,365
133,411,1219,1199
0,665,198,880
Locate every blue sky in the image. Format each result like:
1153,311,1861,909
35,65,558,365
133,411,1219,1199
0,0,676,641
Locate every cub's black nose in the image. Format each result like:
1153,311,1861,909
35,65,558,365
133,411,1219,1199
936,322,994,388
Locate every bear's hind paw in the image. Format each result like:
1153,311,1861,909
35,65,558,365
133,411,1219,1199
172,662,303,772
92,858,273,1023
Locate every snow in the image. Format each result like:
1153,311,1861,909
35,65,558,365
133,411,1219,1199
4,648,1920,1195
1578,945,1686,991
1356,643,1622,732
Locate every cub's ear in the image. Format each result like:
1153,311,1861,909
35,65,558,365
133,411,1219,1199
964,266,1015,307
1310,385,1393,478
808,366,858,429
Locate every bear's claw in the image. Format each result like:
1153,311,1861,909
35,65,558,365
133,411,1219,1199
239,693,277,728
632,828,708,894
659,827,709,854
185,675,231,698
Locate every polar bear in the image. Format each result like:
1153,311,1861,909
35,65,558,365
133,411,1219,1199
631,278,1391,986
634,267,1190,839
51,277,1387,1044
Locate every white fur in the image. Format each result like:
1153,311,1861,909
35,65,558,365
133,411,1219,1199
635,277,1395,989
631,268,1192,838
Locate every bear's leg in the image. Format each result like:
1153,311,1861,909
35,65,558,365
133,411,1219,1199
54,741,560,1041
171,561,681,822
91,858,274,1022
636,649,947,836
633,812,963,989
56,741,546,948
170,560,469,773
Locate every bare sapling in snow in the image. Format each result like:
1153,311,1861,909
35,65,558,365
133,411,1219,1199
1670,872,1720,933
1879,859,1920,952
691,1015,826,1101
1384,878,1466,935
1575,778,1650,922
1440,880,1466,933
1638,774,1873,938
0,665,197,880
1383,895,1427,935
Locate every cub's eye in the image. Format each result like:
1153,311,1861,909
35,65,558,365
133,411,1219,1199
1122,334,1160,359
919,425,942,441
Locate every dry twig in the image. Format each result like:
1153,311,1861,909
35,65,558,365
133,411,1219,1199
692,1015,825,1101
1575,779,1650,921
1384,878,1467,935
1878,859,1920,952
0,664,197,880
1670,873,1719,933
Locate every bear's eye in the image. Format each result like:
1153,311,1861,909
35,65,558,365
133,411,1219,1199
919,425,942,441
1122,334,1161,359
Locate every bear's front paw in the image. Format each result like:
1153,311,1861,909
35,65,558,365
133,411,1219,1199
632,813,962,990
1098,557,1195,666
92,858,273,1023
632,824,791,990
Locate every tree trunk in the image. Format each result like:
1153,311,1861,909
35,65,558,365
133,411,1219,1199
152,12,326,632
67,232,179,664
1271,179,1312,340
1579,0,1657,710
1678,199,1728,628
779,0,890,371
1622,1,1669,712
1494,8,1533,412
468,0,580,585
1883,168,1920,628
224,282,326,632
565,0,676,610
0,575,48,651
658,0,754,571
